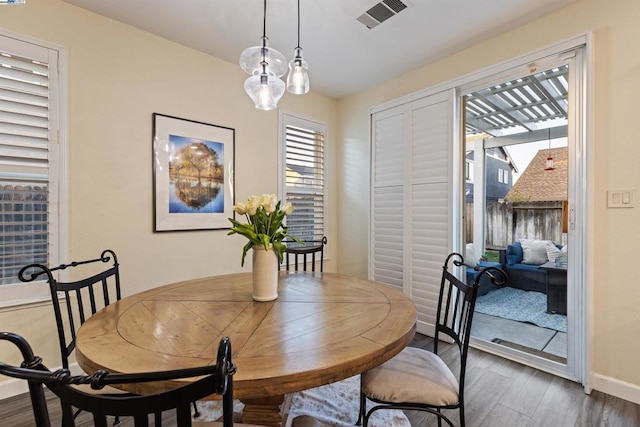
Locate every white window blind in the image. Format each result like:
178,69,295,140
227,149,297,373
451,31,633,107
0,35,59,288
282,115,326,243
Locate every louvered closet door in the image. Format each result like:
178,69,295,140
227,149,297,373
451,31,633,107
371,106,406,291
370,89,453,336
409,91,453,335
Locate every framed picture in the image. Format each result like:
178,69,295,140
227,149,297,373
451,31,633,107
153,113,235,232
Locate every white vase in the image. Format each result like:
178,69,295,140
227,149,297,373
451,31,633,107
252,246,279,301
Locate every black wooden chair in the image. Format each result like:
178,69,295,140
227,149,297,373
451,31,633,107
0,332,246,427
18,249,122,371
357,252,507,427
282,237,327,272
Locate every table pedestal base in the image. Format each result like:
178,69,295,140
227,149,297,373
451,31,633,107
240,395,285,427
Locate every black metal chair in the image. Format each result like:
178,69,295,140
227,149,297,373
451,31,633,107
18,250,134,425
18,249,122,371
357,252,507,427
0,332,51,427
282,237,327,272
0,332,241,427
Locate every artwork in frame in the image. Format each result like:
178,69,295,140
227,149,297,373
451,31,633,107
153,113,235,232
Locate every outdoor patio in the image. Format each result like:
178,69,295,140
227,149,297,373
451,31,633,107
472,291,567,362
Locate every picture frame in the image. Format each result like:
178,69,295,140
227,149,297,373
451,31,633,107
152,113,235,232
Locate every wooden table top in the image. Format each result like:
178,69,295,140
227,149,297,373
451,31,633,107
75,271,417,399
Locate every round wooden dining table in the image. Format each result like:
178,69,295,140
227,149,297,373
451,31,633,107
75,271,417,426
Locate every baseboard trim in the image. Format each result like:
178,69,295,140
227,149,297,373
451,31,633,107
0,362,79,401
591,373,640,405
0,376,29,401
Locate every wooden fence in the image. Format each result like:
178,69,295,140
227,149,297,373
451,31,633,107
466,201,566,248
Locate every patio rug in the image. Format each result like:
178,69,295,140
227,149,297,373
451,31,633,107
193,374,410,426
474,287,567,333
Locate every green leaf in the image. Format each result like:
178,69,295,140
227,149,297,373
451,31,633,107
241,241,254,266
273,241,285,263
260,233,271,250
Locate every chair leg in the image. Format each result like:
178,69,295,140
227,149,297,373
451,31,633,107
192,401,200,418
356,375,366,426
460,404,465,427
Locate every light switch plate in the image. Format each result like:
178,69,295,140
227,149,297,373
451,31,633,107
607,190,635,208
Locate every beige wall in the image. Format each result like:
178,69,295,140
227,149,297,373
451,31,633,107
336,0,640,398
1,0,639,404
0,0,338,377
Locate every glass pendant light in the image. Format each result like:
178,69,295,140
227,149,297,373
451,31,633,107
286,0,309,94
244,67,285,111
240,37,287,78
239,0,286,109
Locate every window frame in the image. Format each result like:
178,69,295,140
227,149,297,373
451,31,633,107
278,112,328,255
0,29,68,309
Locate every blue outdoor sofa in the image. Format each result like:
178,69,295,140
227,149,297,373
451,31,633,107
499,240,564,294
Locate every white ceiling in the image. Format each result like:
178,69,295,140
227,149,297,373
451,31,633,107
61,0,577,100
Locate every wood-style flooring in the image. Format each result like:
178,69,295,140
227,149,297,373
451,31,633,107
1,333,638,426
404,334,640,426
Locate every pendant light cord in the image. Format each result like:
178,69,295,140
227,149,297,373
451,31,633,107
262,0,267,39
296,0,301,49
260,0,267,75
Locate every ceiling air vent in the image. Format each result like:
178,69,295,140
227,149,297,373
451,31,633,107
383,0,408,14
357,0,408,29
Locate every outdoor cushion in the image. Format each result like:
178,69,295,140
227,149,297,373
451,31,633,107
361,346,459,406
520,239,552,265
506,241,524,265
546,242,567,262
465,243,478,265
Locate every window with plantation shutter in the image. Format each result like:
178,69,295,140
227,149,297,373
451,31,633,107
280,114,326,244
0,33,62,300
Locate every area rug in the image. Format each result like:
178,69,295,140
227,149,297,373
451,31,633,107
475,287,567,333
285,375,410,427
192,375,410,427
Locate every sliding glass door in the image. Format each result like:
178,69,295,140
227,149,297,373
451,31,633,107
460,50,585,383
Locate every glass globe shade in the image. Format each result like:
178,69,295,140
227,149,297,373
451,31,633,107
239,41,287,78
244,73,285,111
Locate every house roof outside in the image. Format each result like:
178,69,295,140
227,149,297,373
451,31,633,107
504,147,567,203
